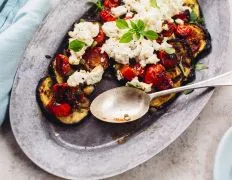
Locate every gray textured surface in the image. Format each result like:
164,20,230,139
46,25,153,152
1,0,232,179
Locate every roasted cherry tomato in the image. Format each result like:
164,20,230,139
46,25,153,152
157,51,178,69
94,29,106,46
100,10,116,22
176,25,192,37
162,23,177,37
144,64,173,90
83,47,109,70
103,0,120,8
47,102,72,117
173,10,190,22
52,83,82,104
55,54,72,76
120,65,136,81
131,63,145,78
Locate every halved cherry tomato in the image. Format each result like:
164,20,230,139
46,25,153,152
94,29,106,46
103,0,120,8
176,25,192,37
120,65,136,81
157,51,178,69
55,54,72,76
162,23,177,37
83,47,109,70
47,102,72,117
144,64,173,90
173,10,190,22
100,10,116,22
131,63,145,78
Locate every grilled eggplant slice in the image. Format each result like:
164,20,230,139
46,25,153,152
37,76,54,107
189,24,211,58
36,76,89,125
176,24,211,58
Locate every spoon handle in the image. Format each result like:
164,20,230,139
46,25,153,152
149,71,232,99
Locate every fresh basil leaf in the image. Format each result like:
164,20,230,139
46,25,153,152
150,0,158,8
164,47,176,54
137,20,145,32
189,11,205,25
130,21,137,30
184,89,194,95
190,11,198,21
116,19,129,29
128,29,136,33
143,30,158,40
120,32,133,43
135,32,141,39
195,63,208,71
69,40,86,52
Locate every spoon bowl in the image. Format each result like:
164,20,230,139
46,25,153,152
91,71,232,123
90,87,150,123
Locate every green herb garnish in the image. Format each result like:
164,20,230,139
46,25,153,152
119,19,159,43
150,0,158,8
189,11,205,25
88,0,103,10
120,32,134,43
195,63,208,71
143,30,158,40
69,40,86,52
116,19,129,29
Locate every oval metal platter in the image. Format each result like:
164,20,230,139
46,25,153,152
10,0,231,179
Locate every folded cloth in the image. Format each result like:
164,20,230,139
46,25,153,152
0,0,50,125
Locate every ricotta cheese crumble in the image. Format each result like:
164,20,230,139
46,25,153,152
67,66,104,86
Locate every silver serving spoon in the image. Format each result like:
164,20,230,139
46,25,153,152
90,71,232,123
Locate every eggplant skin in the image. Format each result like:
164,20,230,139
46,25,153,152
36,76,89,125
